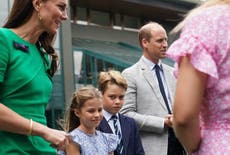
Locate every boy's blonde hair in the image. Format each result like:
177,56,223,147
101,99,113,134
98,70,127,94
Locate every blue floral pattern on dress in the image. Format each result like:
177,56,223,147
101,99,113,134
68,128,118,155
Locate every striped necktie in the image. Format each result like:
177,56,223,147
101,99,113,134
111,115,123,154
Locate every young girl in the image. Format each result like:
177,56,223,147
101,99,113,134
62,86,118,155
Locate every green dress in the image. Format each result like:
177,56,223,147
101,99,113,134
0,28,56,155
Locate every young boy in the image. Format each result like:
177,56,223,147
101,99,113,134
97,70,145,155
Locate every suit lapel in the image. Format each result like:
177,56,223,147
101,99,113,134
138,58,168,111
161,64,176,111
99,117,113,133
119,114,129,154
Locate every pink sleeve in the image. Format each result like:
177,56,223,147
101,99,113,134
166,7,224,86
167,34,218,80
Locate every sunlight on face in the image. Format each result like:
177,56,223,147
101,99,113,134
39,0,68,33
77,98,103,132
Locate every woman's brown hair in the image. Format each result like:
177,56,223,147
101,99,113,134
4,0,58,77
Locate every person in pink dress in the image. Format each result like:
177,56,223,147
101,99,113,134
167,0,230,155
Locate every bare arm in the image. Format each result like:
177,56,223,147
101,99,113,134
65,140,80,155
108,152,114,155
0,103,69,150
173,56,207,154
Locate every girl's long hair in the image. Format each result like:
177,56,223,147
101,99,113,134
64,87,102,132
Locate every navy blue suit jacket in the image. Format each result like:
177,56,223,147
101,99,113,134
97,113,145,155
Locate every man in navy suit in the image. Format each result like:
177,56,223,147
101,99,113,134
97,70,145,155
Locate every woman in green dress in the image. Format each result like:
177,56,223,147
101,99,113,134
0,0,69,154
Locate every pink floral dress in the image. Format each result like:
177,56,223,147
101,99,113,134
167,4,230,155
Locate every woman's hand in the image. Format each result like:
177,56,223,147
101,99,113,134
31,121,70,151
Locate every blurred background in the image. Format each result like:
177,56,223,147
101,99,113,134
0,0,205,129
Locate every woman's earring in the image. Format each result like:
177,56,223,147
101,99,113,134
38,12,42,21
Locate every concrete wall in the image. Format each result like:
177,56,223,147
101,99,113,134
71,24,140,48
71,23,177,47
